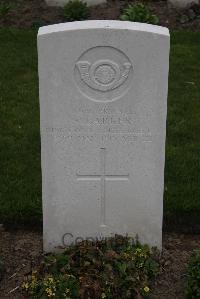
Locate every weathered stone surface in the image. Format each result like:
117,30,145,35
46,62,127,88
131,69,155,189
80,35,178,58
38,21,170,252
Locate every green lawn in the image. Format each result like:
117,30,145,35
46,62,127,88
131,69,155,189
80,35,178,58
0,29,200,230
0,29,41,226
165,32,200,230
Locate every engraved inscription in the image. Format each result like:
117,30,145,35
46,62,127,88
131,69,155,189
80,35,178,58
74,46,133,102
44,104,152,146
45,127,152,144
77,148,129,226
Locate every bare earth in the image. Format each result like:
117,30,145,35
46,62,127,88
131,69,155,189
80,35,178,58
0,230,200,298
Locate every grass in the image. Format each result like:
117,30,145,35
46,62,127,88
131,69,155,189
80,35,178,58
0,29,200,230
164,32,200,230
0,29,41,226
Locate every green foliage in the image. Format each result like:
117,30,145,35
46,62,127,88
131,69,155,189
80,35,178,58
0,29,41,227
63,0,89,21
22,236,159,298
186,250,200,299
0,3,11,18
164,32,200,230
120,3,159,24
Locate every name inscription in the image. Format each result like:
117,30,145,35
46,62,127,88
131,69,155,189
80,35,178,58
44,104,152,144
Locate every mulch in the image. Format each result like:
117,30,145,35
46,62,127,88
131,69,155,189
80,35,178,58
0,229,200,298
0,0,200,30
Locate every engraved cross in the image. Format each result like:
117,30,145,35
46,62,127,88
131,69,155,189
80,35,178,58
76,148,129,226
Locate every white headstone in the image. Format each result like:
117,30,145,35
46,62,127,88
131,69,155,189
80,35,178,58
38,21,170,252
168,0,199,8
45,0,106,6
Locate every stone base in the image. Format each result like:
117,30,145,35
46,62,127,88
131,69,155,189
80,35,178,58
45,0,106,6
168,0,199,8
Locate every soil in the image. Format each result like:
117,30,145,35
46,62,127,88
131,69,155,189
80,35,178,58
0,0,200,30
0,229,200,298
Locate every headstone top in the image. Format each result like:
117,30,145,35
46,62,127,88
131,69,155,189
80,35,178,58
38,20,169,37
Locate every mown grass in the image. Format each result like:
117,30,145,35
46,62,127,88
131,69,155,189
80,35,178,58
0,29,41,226
164,31,200,230
0,29,200,230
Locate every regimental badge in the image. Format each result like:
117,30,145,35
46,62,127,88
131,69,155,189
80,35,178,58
74,46,133,102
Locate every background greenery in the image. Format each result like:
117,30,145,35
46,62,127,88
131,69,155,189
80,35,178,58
164,32,200,231
0,30,200,230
